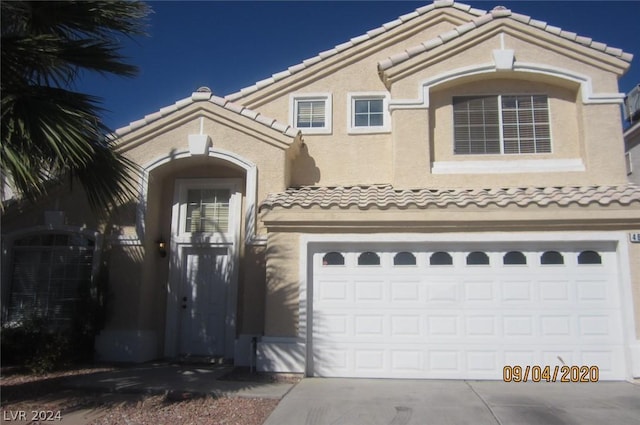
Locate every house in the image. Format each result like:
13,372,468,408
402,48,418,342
2,1,640,380
624,85,640,184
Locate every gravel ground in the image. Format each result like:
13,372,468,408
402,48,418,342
0,366,293,425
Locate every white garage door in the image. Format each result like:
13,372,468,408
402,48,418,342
311,243,626,380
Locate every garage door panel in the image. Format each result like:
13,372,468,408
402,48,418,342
317,279,350,302
354,280,385,302
463,280,494,301
426,281,458,302
501,280,533,302
539,280,571,301
466,316,497,335
312,244,626,380
390,280,421,301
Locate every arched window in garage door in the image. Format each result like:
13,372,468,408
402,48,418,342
394,252,416,266
503,251,527,265
322,252,345,266
467,251,490,265
358,252,380,266
541,251,564,265
430,251,453,266
578,250,602,265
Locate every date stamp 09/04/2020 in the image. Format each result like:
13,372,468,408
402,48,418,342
503,365,600,382
2,410,62,422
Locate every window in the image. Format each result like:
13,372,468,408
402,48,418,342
578,251,602,265
503,251,527,265
291,94,332,134
322,252,345,266
358,252,380,266
626,152,632,175
185,188,230,233
354,98,383,126
453,95,551,155
467,251,490,265
541,251,564,265
347,93,390,133
394,252,416,266
430,252,453,266
8,233,95,328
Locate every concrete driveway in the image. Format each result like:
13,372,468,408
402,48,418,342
263,378,640,425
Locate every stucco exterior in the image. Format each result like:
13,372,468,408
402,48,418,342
2,1,639,378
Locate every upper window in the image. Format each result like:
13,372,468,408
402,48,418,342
453,95,551,155
291,94,332,134
348,93,390,133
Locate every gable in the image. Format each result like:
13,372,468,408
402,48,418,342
227,1,484,108
378,6,632,104
113,89,301,165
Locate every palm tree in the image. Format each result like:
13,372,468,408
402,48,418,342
1,1,151,213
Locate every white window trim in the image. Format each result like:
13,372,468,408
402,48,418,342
625,152,633,175
347,92,391,134
289,93,332,135
452,93,553,156
432,158,585,174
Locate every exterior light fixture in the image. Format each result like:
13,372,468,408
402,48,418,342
157,238,167,258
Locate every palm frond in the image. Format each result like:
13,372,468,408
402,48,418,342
0,1,151,213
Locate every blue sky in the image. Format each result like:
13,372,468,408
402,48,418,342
76,1,640,131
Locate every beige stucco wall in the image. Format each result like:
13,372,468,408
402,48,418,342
244,12,474,187
234,19,629,191
629,239,640,339
264,232,300,337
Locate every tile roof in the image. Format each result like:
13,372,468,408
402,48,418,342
260,184,640,210
115,88,299,138
225,1,486,102
227,1,632,102
378,5,633,72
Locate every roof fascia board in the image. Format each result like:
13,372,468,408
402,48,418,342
380,17,631,81
261,209,640,232
229,7,478,108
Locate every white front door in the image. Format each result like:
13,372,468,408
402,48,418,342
179,246,229,356
165,178,241,359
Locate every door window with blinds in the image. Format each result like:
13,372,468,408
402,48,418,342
184,188,231,234
453,95,551,155
175,180,238,238
7,233,95,328
291,94,332,134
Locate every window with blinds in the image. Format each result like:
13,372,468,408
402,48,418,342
8,233,95,328
185,188,231,233
296,100,326,128
453,95,551,155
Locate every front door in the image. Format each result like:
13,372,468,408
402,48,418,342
179,246,228,356
165,178,241,359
